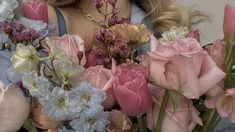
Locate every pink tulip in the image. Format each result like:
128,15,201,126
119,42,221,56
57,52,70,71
224,5,235,42
144,35,225,99
205,39,226,70
51,35,86,66
23,1,48,24
112,63,152,116
147,86,202,132
79,65,115,110
107,110,132,132
0,83,29,131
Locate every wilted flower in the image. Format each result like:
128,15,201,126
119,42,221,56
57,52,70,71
107,110,132,132
40,87,82,121
11,44,39,72
160,26,189,42
22,71,50,97
70,111,110,132
111,23,150,44
0,0,19,22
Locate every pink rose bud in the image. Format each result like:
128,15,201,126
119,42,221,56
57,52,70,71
113,64,152,116
224,4,235,42
23,1,48,24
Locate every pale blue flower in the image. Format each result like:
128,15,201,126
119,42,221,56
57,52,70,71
0,0,18,22
72,81,106,117
40,87,82,121
22,71,50,97
70,111,110,132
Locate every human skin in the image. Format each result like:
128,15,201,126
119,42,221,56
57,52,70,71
47,0,131,38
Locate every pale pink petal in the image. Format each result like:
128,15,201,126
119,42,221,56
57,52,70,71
216,96,233,117
205,83,225,108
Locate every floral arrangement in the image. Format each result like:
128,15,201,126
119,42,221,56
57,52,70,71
0,0,235,132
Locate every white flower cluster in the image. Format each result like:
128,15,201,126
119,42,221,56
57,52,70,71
160,26,189,42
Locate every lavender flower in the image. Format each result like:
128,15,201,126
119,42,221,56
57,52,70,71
92,0,103,10
22,71,50,97
70,111,110,132
107,0,118,6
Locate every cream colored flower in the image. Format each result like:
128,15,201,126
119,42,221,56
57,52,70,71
110,23,151,44
11,44,39,72
160,26,189,42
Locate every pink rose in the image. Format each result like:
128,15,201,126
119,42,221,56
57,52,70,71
144,35,225,99
51,35,86,66
79,66,115,110
205,39,226,70
107,110,132,132
23,2,48,24
112,63,152,116
224,4,235,42
147,86,202,132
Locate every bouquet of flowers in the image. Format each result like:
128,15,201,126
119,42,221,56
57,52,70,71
0,0,235,132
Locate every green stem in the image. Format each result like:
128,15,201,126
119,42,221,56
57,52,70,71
138,116,147,132
201,109,217,132
155,90,170,132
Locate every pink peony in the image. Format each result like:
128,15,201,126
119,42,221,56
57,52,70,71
112,63,152,116
224,4,235,42
107,110,132,132
147,86,202,132
51,35,86,66
143,35,225,99
79,65,115,110
23,1,48,24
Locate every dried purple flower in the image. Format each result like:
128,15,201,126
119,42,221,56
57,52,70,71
92,0,103,9
107,0,118,7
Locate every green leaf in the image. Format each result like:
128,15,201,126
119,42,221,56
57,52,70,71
169,90,181,112
22,119,38,132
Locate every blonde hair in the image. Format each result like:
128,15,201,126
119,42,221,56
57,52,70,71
46,0,207,33
134,0,207,33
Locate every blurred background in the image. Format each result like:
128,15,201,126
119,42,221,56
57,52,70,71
178,0,235,45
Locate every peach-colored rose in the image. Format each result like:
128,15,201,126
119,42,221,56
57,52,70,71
79,65,115,110
112,63,152,116
147,86,202,132
144,35,225,99
0,83,30,132
51,35,86,66
107,110,132,132
32,100,61,130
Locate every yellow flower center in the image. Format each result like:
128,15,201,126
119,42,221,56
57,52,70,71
57,98,66,109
